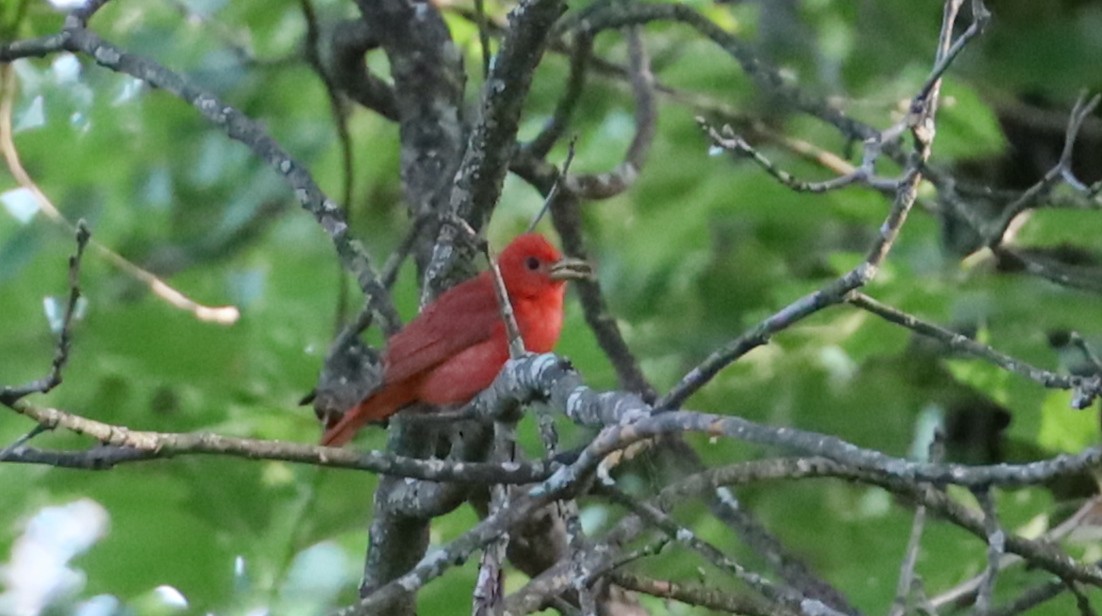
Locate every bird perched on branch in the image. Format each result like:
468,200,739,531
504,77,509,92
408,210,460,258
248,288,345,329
321,233,591,447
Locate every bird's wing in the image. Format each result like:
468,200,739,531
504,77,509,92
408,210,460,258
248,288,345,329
383,273,504,384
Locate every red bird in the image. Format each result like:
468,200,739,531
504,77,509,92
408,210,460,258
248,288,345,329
321,233,591,447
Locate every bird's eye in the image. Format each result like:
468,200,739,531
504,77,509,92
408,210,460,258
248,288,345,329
525,256,540,271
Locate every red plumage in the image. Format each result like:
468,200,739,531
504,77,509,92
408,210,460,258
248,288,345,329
321,233,588,447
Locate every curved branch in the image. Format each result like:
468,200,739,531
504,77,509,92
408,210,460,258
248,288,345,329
328,17,400,121
561,27,656,200
554,3,875,143
521,32,592,160
0,26,401,332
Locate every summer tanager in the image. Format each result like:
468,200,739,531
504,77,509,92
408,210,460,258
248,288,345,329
321,233,590,446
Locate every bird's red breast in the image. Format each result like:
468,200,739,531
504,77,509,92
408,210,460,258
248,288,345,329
320,233,588,447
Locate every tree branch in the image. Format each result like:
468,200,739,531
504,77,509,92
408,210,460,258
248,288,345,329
0,23,400,332
0,221,88,406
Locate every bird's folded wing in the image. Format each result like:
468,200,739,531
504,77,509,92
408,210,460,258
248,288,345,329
383,273,503,384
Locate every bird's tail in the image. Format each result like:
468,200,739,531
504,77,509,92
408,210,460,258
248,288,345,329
320,383,411,447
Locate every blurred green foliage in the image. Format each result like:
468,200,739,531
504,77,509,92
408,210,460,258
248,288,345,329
2,0,1101,614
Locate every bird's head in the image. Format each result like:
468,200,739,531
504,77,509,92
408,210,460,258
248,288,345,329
498,233,592,299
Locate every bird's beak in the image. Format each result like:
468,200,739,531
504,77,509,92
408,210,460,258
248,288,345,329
549,257,593,281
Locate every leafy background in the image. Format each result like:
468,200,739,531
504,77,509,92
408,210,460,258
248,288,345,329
2,0,1101,613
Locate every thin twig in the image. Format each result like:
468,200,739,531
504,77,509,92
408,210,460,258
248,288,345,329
986,93,1102,247
0,221,89,406
550,191,656,401
702,120,893,193
511,451,1102,614
599,482,844,616
561,27,655,200
992,246,1102,296
564,498,597,616
891,431,944,616
473,0,492,79
609,571,785,616
657,0,960,409
848,292,1101,408
1,26,402,331
985,577,1070,616
915,0,990,102
528,137,577,233
473,227,530,616
522,34,592,160
1066,581,1098,616
0,425,48,461
973,487,1004,614
930,495,1102,609
65,0,113,28
300,0,357,330
1070,332,1102,374
0,65,241,325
